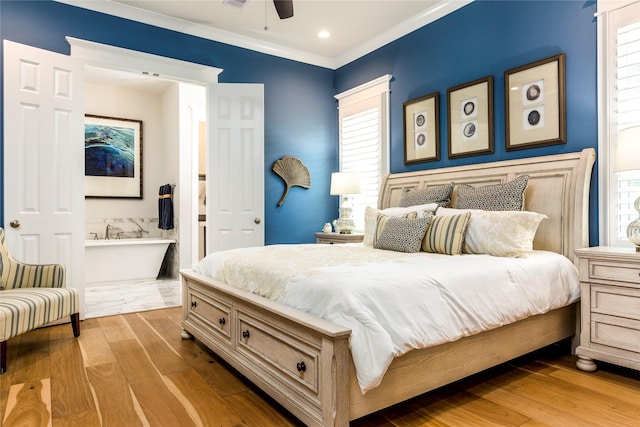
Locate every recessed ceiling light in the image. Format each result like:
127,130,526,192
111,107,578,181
318,30,330,39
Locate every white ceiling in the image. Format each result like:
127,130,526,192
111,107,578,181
57,0,472,69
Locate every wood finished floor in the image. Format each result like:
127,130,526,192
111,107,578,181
1,307,639,426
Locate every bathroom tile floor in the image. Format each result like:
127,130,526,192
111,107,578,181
85,278,182,318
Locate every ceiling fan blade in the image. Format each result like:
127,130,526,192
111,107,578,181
273,0,294,19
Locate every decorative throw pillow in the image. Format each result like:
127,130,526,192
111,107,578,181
398,182,455,208
455,175,529,211
363,204,439,245
422,212,471,255
373,215,432,253
437,207,547,257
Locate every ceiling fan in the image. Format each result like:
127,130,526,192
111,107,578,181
273,0,294,19
223,0,294,20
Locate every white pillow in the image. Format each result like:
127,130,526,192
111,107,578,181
363,203,439,245
436,207,547,257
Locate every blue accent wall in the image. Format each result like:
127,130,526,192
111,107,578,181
1,0,599,245
335,0,599,245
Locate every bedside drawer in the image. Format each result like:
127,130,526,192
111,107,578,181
316,237,337,245
586,260,640,285
236,310,320,397
591,285,640,321
591,313,640,354
314,232,364,245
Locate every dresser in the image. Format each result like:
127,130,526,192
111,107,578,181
574,247,640,372
314,232,364,245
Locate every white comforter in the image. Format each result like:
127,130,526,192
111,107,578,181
194,244,580,393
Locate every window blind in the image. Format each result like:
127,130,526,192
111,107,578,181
335,75,391,232
341,107,380,230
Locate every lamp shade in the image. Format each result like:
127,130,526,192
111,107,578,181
330,172,362,195
615,126,640,173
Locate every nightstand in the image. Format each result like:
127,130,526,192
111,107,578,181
314,232,364,245
574,247,640,373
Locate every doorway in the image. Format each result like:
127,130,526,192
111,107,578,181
69,36,222,277
82,66,205,317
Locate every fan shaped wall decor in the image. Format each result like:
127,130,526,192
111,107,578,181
272,156,310,206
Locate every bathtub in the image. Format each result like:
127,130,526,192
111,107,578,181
85,238,175,284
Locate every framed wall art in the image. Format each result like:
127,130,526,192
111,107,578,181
447,76,494,159
84,114,143,199
504,53,566,150
403,92,440,164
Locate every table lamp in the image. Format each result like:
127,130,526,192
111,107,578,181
614,125,640,250
330,172,361,234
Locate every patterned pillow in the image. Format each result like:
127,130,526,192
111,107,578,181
437,207,547,257
398,183,455,208
363,204,438,245
455,175,529,211
373,215,432,253
422,212,471,255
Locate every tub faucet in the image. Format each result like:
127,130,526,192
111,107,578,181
130,219,149,238
105,224,112,240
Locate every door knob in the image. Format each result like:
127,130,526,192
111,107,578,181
254,218,261,224
10,220,20,229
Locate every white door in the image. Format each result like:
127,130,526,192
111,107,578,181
3,40,85,311
207,83,264,252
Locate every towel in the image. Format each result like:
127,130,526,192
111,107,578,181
158,184,174,230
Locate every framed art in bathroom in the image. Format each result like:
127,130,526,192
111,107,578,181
84,114,143,199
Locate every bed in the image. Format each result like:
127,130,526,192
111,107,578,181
180,148,595,426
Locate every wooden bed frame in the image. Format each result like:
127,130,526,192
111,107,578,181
181,148,596,426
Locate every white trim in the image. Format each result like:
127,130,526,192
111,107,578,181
56,0,471,70
596,0,640,247
66,37,222,84
67,36,221,273
597,3,612,245
335,74,392,101
595,0,638,15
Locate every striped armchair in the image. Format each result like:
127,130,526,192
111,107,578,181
0,227,80,374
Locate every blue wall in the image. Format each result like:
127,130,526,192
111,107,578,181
1,0,599,245
0,0,338,244
335,0,599,244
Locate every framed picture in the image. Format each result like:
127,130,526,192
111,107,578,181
504,53,566,150
447,76,494,159
84,114,143,199
403,92,440,164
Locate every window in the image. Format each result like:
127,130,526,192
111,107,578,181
597,0,640,247
335,75,391,231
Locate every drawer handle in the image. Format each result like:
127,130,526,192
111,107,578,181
191,301,197,308
219,317,226,327
296,361,306,373
242,330,250,339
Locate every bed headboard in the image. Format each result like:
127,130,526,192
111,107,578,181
379,149,596,261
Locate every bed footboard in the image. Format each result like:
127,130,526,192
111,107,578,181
181,269,352,427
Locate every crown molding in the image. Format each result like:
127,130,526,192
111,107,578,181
334,0,473,68
55,0,472,70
